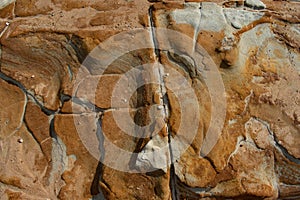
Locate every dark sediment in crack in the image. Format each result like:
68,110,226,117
0,71,56,115
149,5,160,62
149,6,178,200
71,96,105,113
91,116,106,198
49,116,57,139
167,51,198,80
254,117,300,165
66,34,90,64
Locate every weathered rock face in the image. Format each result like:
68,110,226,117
0,0,299,200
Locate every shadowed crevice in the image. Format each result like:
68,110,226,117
149,5,179,200
91,116,107,198
0,71,56,115
67,35,90,64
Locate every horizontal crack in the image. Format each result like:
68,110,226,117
70,97,105,113
176,176,212,198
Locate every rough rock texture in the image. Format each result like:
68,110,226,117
0,0,299,200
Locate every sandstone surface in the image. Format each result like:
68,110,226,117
0,0,299,199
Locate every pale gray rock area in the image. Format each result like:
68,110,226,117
224,8,264,29
245,0,266,9
0,0,15,9
199,2,227,32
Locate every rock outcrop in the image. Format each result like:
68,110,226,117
0,0,299,199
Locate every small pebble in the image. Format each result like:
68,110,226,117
5,22,9,26
122,98,127,103
231,20,242,29
31,75,35,78
164,73,169,77
157,105,164,110
18,138,23,143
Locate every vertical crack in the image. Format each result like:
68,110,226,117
149,6,160,62
91,114,106,198
0,22,10,39
5,89,28,139
49,115,57,139
12,1,16,18
149,6,178,200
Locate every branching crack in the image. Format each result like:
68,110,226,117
0,71,56,115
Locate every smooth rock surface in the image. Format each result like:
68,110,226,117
0,79,26,138
245,0,266,9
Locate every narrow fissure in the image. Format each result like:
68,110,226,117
71,96,106,113
91,115,106,198
149,6,178,200
0,71,55,115
49,116,57,139
12,1,16,18
23,117,42,150
176,176,211,198
149,6,160,62
254,117,300,165
0,22,9,39
4,88,28,140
